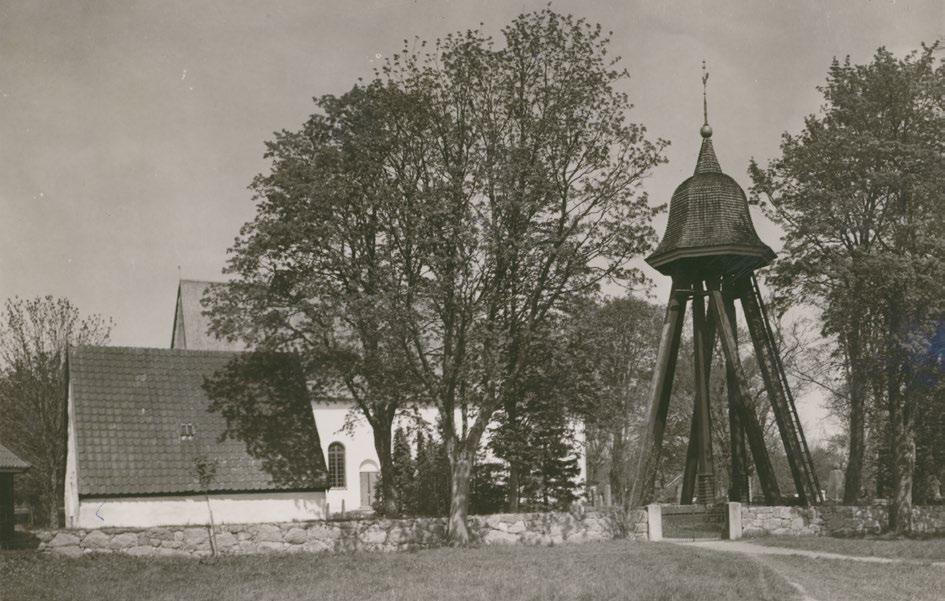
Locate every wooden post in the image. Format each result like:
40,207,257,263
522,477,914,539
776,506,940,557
723,286,749,502
0,473,13,550
629,279,688,507
680,408,700,505
692,280,716,503
683,290,720,504
726,502,743,540
708,287,781,504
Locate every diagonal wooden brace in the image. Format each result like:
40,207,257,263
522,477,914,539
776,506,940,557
630,279,688,507
707,287,781,504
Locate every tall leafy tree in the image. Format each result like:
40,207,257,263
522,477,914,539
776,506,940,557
378,10,665,542
751,44,945,531
210,9,664,542
0,296,112,526
205,82,426,515
568,296,663,506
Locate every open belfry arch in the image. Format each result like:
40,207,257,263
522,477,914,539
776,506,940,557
630,66,822,508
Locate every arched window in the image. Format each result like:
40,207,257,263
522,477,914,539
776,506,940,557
327,442,345,488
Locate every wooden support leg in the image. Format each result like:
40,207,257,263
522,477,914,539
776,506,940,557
708,287,781,505
0,473,13,550
682,288,719,504
681,404,700,504
738,276,822,505
630,279,688,508
692,281,716,503
723,288,749,502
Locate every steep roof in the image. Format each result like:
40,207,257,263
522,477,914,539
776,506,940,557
69,346,327,497
646,127,775,277
171,280,246,351
0,442,30,473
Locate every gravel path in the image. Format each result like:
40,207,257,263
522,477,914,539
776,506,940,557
668,538,945,565
665,538,945,601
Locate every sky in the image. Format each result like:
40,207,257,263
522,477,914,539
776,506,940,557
1,0,942,443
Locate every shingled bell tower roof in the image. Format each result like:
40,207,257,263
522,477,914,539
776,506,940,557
646,116,775,278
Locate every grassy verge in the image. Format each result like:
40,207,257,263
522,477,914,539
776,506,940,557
749,535,945,561
2,540,799,601
759,554,945,601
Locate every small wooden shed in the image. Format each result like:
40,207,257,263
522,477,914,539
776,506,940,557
0,442,30,549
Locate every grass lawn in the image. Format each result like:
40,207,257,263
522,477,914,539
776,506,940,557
758,555,945,601
2,541,799,601
750,535,945,562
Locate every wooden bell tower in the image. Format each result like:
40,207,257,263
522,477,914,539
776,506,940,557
630,69,822,507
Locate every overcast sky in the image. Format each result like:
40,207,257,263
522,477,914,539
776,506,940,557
1,0,942,442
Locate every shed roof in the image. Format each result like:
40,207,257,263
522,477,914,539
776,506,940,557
70,346,327,497
0,443,30,473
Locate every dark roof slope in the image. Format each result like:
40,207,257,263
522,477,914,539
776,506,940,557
70,346,327,497
172,280,246,352
0,443,30,472
646,131,775,276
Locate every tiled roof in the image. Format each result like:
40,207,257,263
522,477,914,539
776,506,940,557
70,346,327,497
647,130,775,276
0,442,30,472
172,280,246,351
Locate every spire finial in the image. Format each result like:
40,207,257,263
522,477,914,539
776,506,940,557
701,61,712,138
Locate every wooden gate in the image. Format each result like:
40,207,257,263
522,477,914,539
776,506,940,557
661,503,726,539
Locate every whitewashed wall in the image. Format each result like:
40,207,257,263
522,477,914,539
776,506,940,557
72,491,326,529
312,399,439,514
311,400,587,514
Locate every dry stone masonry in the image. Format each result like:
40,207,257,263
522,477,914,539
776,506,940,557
34,508,646,558
738,503,945,538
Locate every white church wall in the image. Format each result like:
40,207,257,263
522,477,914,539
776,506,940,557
311,400,588,514
311,399,439,514
72,491,326,529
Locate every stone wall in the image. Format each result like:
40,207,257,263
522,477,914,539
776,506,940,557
33,508,646,557
740,505,822,537
739,503,945,538
817,505,885,536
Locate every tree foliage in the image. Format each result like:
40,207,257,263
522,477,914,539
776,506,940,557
202,352,329,489
376,9,665,542
208,8,665,542
205,81,426,515
389,426,416,514
0,296,112,526
751,44,945,530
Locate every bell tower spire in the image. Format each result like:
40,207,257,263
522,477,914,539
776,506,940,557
701,60,712,138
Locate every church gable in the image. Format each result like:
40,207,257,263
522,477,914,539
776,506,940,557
171,280,245,352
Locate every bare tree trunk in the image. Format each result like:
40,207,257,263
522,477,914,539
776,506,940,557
609,432,627,507
843,394,866,503
447,446,474,545
889,410,915,534
373,421,398,516
47,469,58,527
843,328,867,504
507,466,520,512
506,405,521,512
